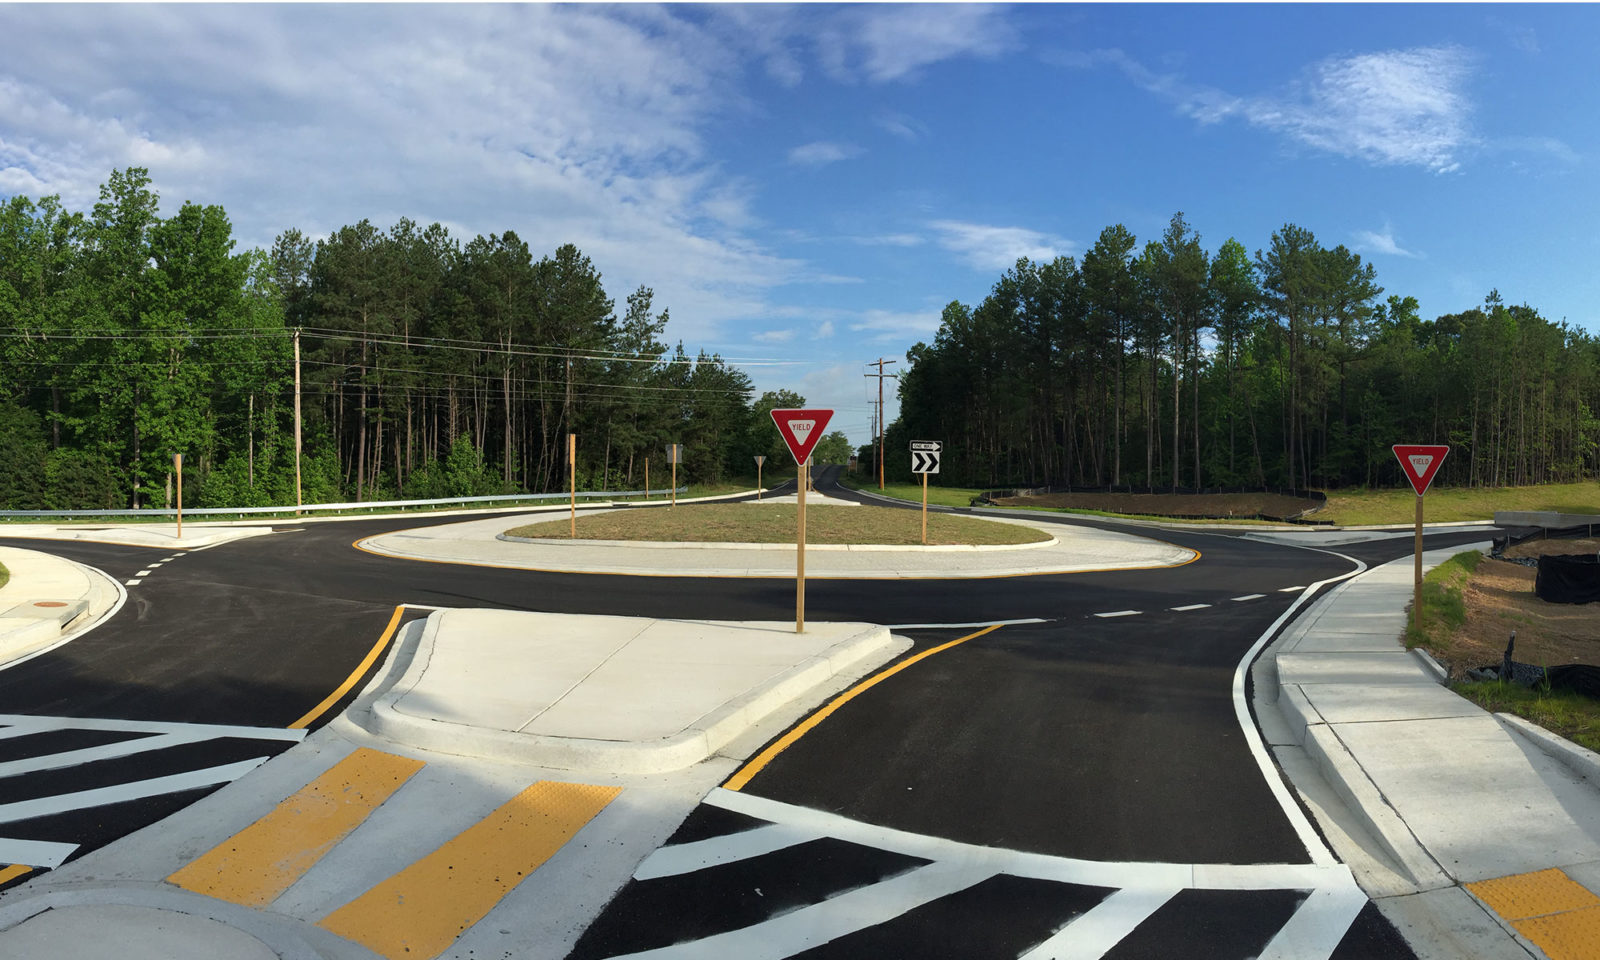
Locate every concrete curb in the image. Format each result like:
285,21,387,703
1498,711,1600,786
0,547,122,665
366,612,905,774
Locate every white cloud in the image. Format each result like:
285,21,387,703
928,220,1071,271
787,141,862,167
816,320,835,339
1352,224,1421,259
875,111,928,140
848,308,944,339
812,5,1016,83
1059,45,1476,173
854,233,925,247
753,329,796,343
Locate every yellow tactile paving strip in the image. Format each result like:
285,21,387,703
318,780,621,960
1467,868,1600,960
168,747,426,906
0,864,32,887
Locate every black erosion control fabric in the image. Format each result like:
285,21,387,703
1535,554,1600,604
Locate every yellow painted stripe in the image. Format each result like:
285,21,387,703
1515,905,1600,960
289,606,406,730
0,864,32,887
167,747,424,907
318,780,621,960
723,624,1003,791
1468,868,1600,920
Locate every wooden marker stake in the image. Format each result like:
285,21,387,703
175,453,183,539
644,458,649,502
569,433,577,539
921,472,928,545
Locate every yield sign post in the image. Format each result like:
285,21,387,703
770,408,834,633
1393,444,1450,633
754,455,765,500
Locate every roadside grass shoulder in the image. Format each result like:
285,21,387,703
1316,481,1600,526
1403,550,1481,651
0,560,8,590
836,476,985,509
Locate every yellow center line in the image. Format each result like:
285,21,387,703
318,779,621,960
0,864,32,887
723,623,1004,791
168,748,425,907
289,605,406,730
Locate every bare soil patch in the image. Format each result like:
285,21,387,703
1434,538,1600,677
991,491,1320,520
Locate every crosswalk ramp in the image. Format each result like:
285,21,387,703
569,789,1416,960
0,712,305,889
163,747,620,960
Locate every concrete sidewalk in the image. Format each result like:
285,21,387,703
1257,543,1600,960
0,522,273,549
0,545,122,665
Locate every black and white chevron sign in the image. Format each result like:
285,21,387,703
910,440,941,474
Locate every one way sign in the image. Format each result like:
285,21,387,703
911,440,941,474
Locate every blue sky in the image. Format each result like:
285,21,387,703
1,4,1595,447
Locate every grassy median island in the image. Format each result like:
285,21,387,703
505,502,1051,546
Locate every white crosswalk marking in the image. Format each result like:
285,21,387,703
1257,881,1369,960
1017,886,1181,960
633,823,820,881
0,757,267,823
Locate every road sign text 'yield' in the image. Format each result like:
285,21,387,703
770,409,833,465
1392,444,1449,496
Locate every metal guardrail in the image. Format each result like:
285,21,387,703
0,487,689,519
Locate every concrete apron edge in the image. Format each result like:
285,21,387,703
0,880,375,960
0,551,124,667
495,531,1062,552
364,612,905,775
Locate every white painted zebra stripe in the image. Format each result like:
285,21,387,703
0,757,268,823
607,861,994,959
0,715,306,742
633,823,821,881
0,837,79,869
0,731,212,779
1232,594,1266,601
706,790,1350,892
1256,881,1369,959
1093,610,1141,619
1171,604,1211,612
1017,885,1181,960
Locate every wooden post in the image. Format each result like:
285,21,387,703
921,472,928,545
1413,494,1424,631
644,457,649,502
174,453,183,539
796,460,807,633
569,433,577,539
671,455,677,508
757,458,763,500
293,328,302,515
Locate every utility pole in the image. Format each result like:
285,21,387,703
865,359,897,490
293,328,303,514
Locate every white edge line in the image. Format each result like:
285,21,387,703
1094,610,1141,618
884,618,1046,630
0,757,269,823
0,837,80,870
1232,552,1367,868
0,559,128,673
706,790,1348,891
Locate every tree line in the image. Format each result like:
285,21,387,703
891,213,1600,491
0,168,850,510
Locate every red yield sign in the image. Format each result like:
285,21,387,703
1392,444,1450,496
770,408,833,465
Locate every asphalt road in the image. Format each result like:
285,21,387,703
0,480,1497,956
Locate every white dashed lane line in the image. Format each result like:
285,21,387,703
1170,604,1211,612
135,570,153,577
1278,586,1306,592
1232,594,1266,602
124,580,141,586
1094,610,1142,619
1093,591,1284,619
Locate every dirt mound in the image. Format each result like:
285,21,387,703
989,491,1320,520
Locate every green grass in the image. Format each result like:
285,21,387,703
1403,550,1482,650
0,560,8,591
1450,678,1600,754
506,502,1050,546
1316,481,1600,526
837,475,990,509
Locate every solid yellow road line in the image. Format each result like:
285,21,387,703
167,748,425,907
318,780,621,960
0,864,32,886
1468,868,1600,960
723,624,1003,792
289,606,406,730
